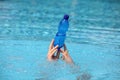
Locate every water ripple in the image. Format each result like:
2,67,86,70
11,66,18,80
0,0,120,47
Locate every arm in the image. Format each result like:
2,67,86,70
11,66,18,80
60,44,74,64
47,39,59,61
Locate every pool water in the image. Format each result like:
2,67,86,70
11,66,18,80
0,0,120,80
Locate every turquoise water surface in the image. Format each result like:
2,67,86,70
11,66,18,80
0,0,120,80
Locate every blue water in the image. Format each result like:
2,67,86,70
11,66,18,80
0,0,120,80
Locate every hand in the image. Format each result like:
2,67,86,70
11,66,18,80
60,44,74,64
47,39,59,61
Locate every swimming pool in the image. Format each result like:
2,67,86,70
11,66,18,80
0,0,120,80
